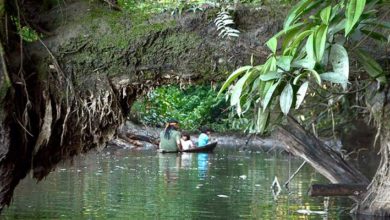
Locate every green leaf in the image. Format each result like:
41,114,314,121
361,29,388,42
260,71,282,81
295,81,309,109
307,69,322,85
320,72,349,85
345,0,366,36
285,30,313,54
261,81,274,98
320,6,332,25
280,83,293,115
356,49,386,83
314,25,328,62
284,0,316,29
262,80,280,110
230,70,253,106
329,44,349,90
266,37,277,53
292,33,316,69
277,56,293,72
293,74,304,85
306,33,315,60
218,66,252,96
257,108,270,133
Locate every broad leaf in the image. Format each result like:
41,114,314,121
284,0,317,29
230,70,253,106
295,81,309,109
320,6,332,25
280,83,293,115
329,44,349,90
356,49,386,83
257,108,270,133
266,37,277,53
320,72,349,85
218,66,252,95
277,56,293,72
345,0,366,36
314,25,328,62
262,80,280,110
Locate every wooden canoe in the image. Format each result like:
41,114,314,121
181,142,218,153
158,142,218,153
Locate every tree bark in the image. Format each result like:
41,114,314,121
275,117,369,185
309,184,367,197
353,87,390,216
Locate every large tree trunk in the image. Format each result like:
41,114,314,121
353,87,390,216
276,117,369,185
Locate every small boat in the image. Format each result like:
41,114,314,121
158,142,218,153
181,142,218,153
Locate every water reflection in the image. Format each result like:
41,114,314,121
197,153,209,180
159,153,180,185
180,153,192,170
1,148,357,219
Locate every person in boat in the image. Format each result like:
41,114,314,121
181,132,195,150
198,126,211,147
159,119,182,152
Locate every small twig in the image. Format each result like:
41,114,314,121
284,161,306,189
13,113,34,137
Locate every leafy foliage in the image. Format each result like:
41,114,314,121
219,0,389,133
131,85,248,132
11,16,40,42
215,10,240,39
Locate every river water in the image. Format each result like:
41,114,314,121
1,146,355,219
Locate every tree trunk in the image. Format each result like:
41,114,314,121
309,184,367,197
353,87,390,216
275,117,369,185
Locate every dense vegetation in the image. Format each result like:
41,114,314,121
220,0,389,133
131,85,254,132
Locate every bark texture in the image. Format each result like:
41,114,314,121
354,87,390,216
276,117,369,185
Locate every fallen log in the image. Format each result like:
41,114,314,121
275,117,369,185
309,184,368,197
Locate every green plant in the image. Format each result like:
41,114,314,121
11,16,40,42
131,85,248,132
219,0,390,133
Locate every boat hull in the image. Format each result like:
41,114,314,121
158,142,218,153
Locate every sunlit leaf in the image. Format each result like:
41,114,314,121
262,80,280,110
280,83,293,115
345,0,366,36
277,56,293,72
314,25,328,62
266,37,277,53
230,70,253,106
320,6,332,25
260,71,282,81
320,72,348,85
295,81,309,109
329,44,349,90
218,66,252,96
284,0,315,29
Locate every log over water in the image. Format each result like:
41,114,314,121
309,184,368,197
